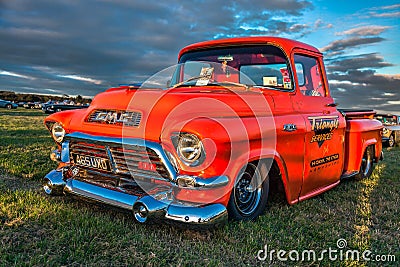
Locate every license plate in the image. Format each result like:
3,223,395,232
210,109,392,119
72,154,111,172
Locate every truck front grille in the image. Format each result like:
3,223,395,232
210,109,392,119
69,140,171,188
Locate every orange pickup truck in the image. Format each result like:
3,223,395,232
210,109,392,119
43,37,383,227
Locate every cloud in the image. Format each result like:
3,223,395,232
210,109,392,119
336,26,391,36
329,70,400,111
363,3,400,18
326,53,394,72
368,11,400,18
0,70,35,80
321,37,385,54
329,75,400,112
0,0,314,96
371,4,400,10
58,75,103,85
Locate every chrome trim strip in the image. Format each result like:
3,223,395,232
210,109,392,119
61,140,70,162
105,145,118,173
166,203,227,225
75,167,169,183
64,179,138,210
176,175,229,189
65,132,177,181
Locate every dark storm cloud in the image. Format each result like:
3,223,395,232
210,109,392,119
329,70,400,113
326,53,394,72
329,70,400,91
0,0,313,95
322,22,399,113
321,37,385,55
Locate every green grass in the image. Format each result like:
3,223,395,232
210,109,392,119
0,109,57,179
0,108,399,266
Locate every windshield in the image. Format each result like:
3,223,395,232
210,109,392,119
170,45,293,90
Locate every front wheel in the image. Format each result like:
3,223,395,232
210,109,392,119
355,146,374,180
227,162,269,221
6,104,12,110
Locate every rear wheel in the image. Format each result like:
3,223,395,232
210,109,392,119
355,146,374,180
6,104,12,110
228,162,269,221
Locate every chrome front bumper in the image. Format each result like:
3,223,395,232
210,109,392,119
44,169,228,227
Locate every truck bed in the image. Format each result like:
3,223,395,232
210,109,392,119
338,109,376,120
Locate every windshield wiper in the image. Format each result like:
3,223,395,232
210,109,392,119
172,78,250,90
211,81,249,90
171,75,212,88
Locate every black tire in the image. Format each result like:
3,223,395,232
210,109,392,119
227,162,269,221
355,146,374,180
388,135,395,147
6,104,12,110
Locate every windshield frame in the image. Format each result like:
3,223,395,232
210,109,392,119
172,44,295,92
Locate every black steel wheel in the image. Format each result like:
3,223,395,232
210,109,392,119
355,146,374,180
228,162,269,221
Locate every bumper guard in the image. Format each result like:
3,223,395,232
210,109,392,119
44,169,228,227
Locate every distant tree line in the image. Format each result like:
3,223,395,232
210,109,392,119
0,91,92,104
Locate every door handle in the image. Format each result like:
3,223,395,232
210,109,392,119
283,124,297,132
326,102,338,107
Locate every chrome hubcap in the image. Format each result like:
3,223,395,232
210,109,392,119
234,164,262,216
361,149,372,176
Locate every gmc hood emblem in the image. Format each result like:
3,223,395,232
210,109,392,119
87,109,142,127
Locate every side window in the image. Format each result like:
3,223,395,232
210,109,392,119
294,54,326,97
240,64,292,90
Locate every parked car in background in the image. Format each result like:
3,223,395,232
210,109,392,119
0,99,18,109
374,114,400,147
42,100,89,114
23,102,42,109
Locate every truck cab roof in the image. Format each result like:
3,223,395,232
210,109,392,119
179,36,321,59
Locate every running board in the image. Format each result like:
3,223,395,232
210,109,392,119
340,171,358,180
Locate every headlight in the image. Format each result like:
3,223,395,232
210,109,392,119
176,133,204,166
51,122,65,143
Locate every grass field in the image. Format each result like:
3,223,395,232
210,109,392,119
0,109,399,266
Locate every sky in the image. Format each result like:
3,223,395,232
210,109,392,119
0,0,399,113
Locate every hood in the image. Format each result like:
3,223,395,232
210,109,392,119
46,86,275,142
